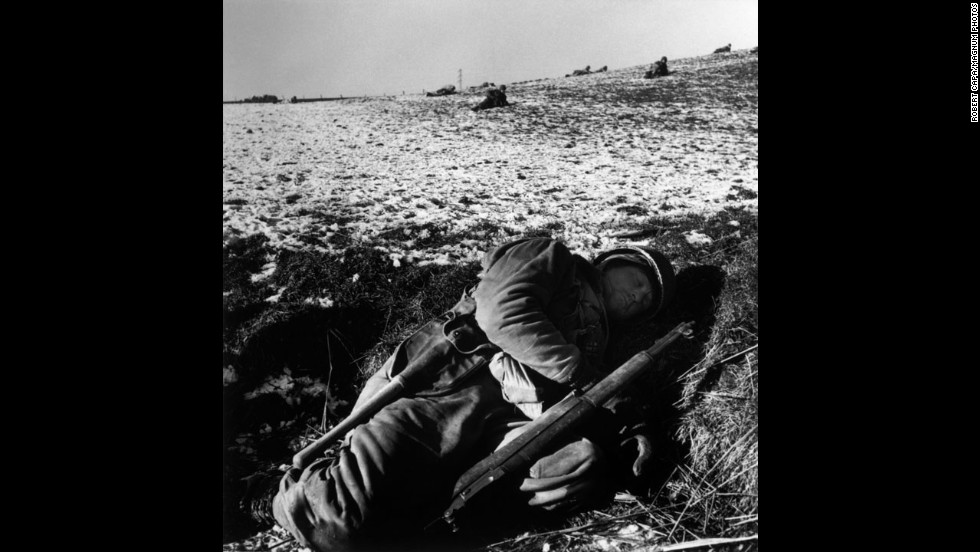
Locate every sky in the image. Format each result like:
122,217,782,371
223,0,758,101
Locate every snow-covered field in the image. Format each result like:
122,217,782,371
223,50,757,266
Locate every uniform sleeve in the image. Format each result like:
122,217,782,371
473,238,598,387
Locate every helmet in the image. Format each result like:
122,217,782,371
593,245,676,320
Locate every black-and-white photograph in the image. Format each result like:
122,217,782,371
223,1,758,550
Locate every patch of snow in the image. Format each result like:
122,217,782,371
265,286,287,303
618,524,640,535
685,231,713,247
303,296,335,308
250,261,277,282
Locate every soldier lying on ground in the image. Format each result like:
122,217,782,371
713,43,731,54
269,237,677,551
565,65,591,77
467,81,495,93
425,85,457,97
644,57,669,79
471,84,509,112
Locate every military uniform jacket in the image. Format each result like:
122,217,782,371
474,238,608,393
355,237,609,410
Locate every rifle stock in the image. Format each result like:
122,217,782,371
435,320,694,531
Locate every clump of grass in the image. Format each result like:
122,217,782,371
672,231,758,524
293,208,354,224
616,204,649,216
376,221,460,249
726,185,758,201
223,234,274,315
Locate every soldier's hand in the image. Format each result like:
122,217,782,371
619,433,655,477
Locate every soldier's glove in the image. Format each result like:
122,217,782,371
619,431,655,477
518,438,606,511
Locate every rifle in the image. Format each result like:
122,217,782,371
432,320,694,532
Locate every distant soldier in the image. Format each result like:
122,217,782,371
425,84,457,97
471,84,509,112
751,46,758,53
594,65,608,73
467,82,495,93
567,65,591,77
290,96,298,104
644,57,668,79
713,43,731,54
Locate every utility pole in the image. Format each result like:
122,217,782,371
458,68,462,92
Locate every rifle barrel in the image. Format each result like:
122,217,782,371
292,375,407,469
588,320,694,406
